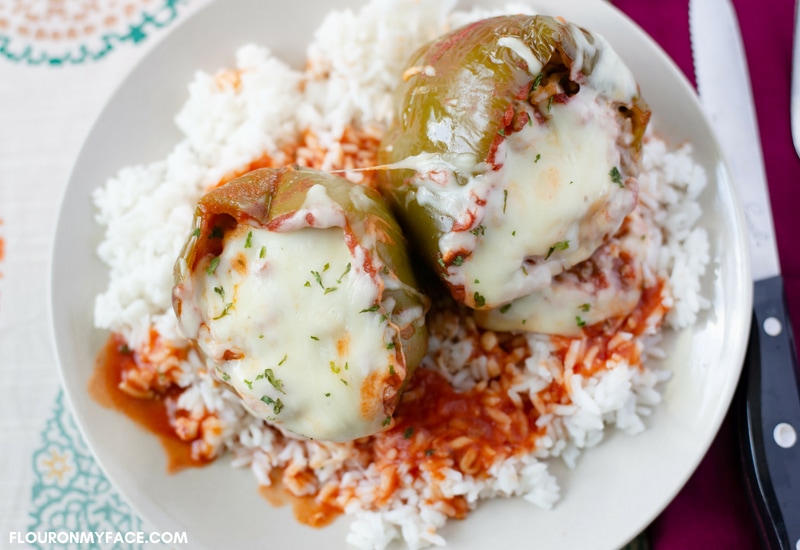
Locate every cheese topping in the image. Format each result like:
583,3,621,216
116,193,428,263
475,211,652,335
175,186,402,442
405,87,637,309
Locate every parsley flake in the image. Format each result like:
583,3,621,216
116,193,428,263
337,263,352,283
403,427,414,439
260,395,284,414
503,189,508,213
221,372,230,382
244,231,253,248
213,302,233,320
264,368,285,394
208,226,224,239
470,225,486,236
579,303,591,312
259,246,266,259
311,270,324,289
206,257,220,276
453,255,464,266
360,304,380,314
244,379,254,390
191,228,201,238
382,416,392,427
532,72,544,89
609,166,623,186
545,240,569,260
500,303,512,314
576,316,587,328
213,286,224,298
474,292,486,308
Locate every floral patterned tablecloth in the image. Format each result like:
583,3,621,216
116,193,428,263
1,0,794,548
0,0,209,546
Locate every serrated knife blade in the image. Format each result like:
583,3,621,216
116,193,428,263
690,0,800,548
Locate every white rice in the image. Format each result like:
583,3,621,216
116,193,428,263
91,1,711,548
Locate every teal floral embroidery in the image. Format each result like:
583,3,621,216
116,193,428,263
0,0,187,66
28,390,145,549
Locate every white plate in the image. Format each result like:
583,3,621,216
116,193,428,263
49,0,752,548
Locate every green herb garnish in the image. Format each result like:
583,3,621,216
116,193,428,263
337,263,351,283
206,257,220,275
213,302,233,320
545,240,569,260
260,395,284,414
470,225,486,236
609,166,623,186
264,368,285,394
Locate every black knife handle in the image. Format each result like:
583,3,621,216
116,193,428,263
738,275,800,549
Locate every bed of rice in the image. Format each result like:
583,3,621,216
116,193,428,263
91,0,711,548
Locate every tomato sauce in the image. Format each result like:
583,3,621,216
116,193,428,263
89,334,211,473
259,470,342,528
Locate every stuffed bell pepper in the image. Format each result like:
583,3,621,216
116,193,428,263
172,167,429,442
378,15,650,317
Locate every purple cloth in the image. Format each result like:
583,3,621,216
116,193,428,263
613,0,800,547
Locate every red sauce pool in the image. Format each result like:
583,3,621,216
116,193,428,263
89,334,211,473
259,470,342,528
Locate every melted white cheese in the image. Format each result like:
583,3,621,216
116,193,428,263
475,211,650,335
176,189,399,442
405,88,636,308
455,89,635,305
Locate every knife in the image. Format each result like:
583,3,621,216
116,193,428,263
690,0,800,548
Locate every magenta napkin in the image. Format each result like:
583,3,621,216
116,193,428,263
614,0,800,548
